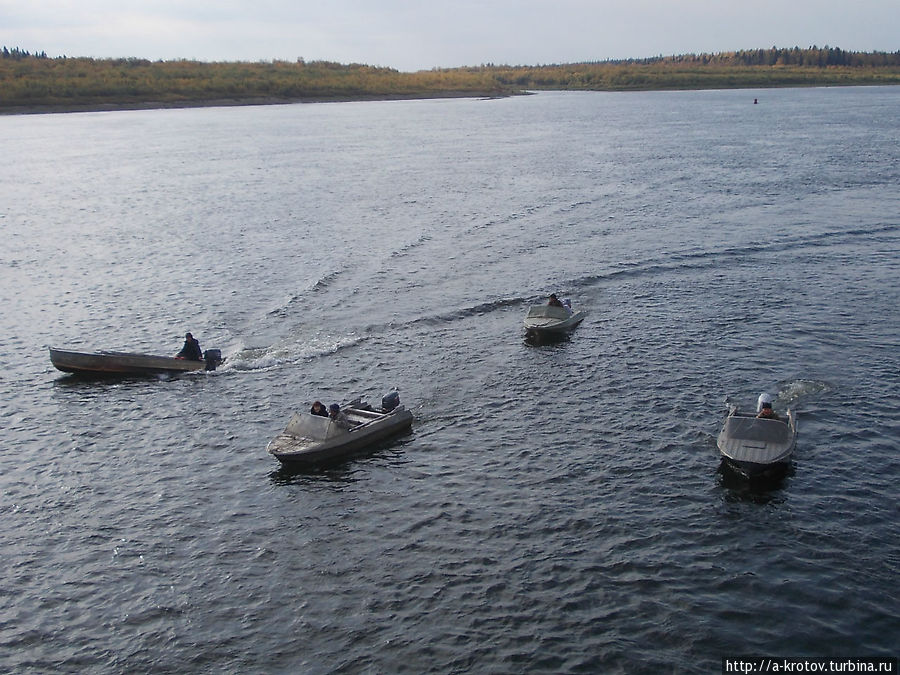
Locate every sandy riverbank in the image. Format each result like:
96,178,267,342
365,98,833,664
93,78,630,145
0,90,519,115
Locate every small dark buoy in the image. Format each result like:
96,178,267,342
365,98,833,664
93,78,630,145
753,98,758,104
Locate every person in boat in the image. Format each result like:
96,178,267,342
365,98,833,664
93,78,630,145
548,293,564,307
310,401,328,417
328,403,353,429
756,400,781,420
176,332,203,361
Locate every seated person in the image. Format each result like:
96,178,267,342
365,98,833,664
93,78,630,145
328,403,353,429
548,293,564,307
756,401,780,420
310,401,328,417
176,332,203,361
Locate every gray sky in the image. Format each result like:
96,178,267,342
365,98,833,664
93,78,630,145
2,0,898,71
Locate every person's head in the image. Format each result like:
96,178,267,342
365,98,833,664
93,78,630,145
329,404,340,418
761,401,773,411
549,294,557,301
312,401,324,411
185,332,193,340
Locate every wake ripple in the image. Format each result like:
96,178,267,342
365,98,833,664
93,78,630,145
565,222,900,290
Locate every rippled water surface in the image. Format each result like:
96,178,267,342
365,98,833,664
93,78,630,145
2,87,899,673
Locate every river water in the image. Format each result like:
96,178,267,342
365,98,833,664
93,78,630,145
1,87,898,673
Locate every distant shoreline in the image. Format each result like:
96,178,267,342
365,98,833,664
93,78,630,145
4,47,898,116
0,91,519,116
6,83,900,116
0,92,528,115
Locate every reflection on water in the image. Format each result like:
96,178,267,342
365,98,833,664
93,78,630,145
717,459,794,503
523,330,573,347
268,464,361,486
51,370,183,384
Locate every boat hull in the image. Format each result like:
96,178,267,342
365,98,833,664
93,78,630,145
49,347,212,375
523,305,587,335
268,405,413,466
717,409,796,477
721,457,791,478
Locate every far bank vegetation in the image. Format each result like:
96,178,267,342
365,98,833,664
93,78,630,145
2,45,899,112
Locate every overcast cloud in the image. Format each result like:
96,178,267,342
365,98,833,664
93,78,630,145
2,0,897,71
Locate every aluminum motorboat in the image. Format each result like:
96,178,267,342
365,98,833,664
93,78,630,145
49,347,223,375
523,303,586,336
267,391,413,466
717,393,797,477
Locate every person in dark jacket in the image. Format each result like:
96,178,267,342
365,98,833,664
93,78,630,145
176,332,203,361
310,401,328,417
328,403,353,429
756,401,781,420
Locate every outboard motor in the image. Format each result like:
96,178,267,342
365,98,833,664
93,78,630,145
381,390,400,412
204,349,223,371
757,391,775,413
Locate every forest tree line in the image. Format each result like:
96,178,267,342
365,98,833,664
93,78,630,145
2,45,899,112
598,45,900,68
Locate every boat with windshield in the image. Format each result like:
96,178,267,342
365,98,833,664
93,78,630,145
717,392,796,477
267,391,413,466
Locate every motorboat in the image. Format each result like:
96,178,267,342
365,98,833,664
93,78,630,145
523,301,586,336
717,393,797,477
267,391,413,467
49,347,223,375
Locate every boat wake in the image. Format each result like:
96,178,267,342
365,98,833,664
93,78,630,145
387,232,433,260
264,268,348,319
559,222,900,292
219,333,366,372
408,297,529,327
775,379,830,408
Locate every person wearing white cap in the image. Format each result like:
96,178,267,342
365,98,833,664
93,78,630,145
756,392,780,420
